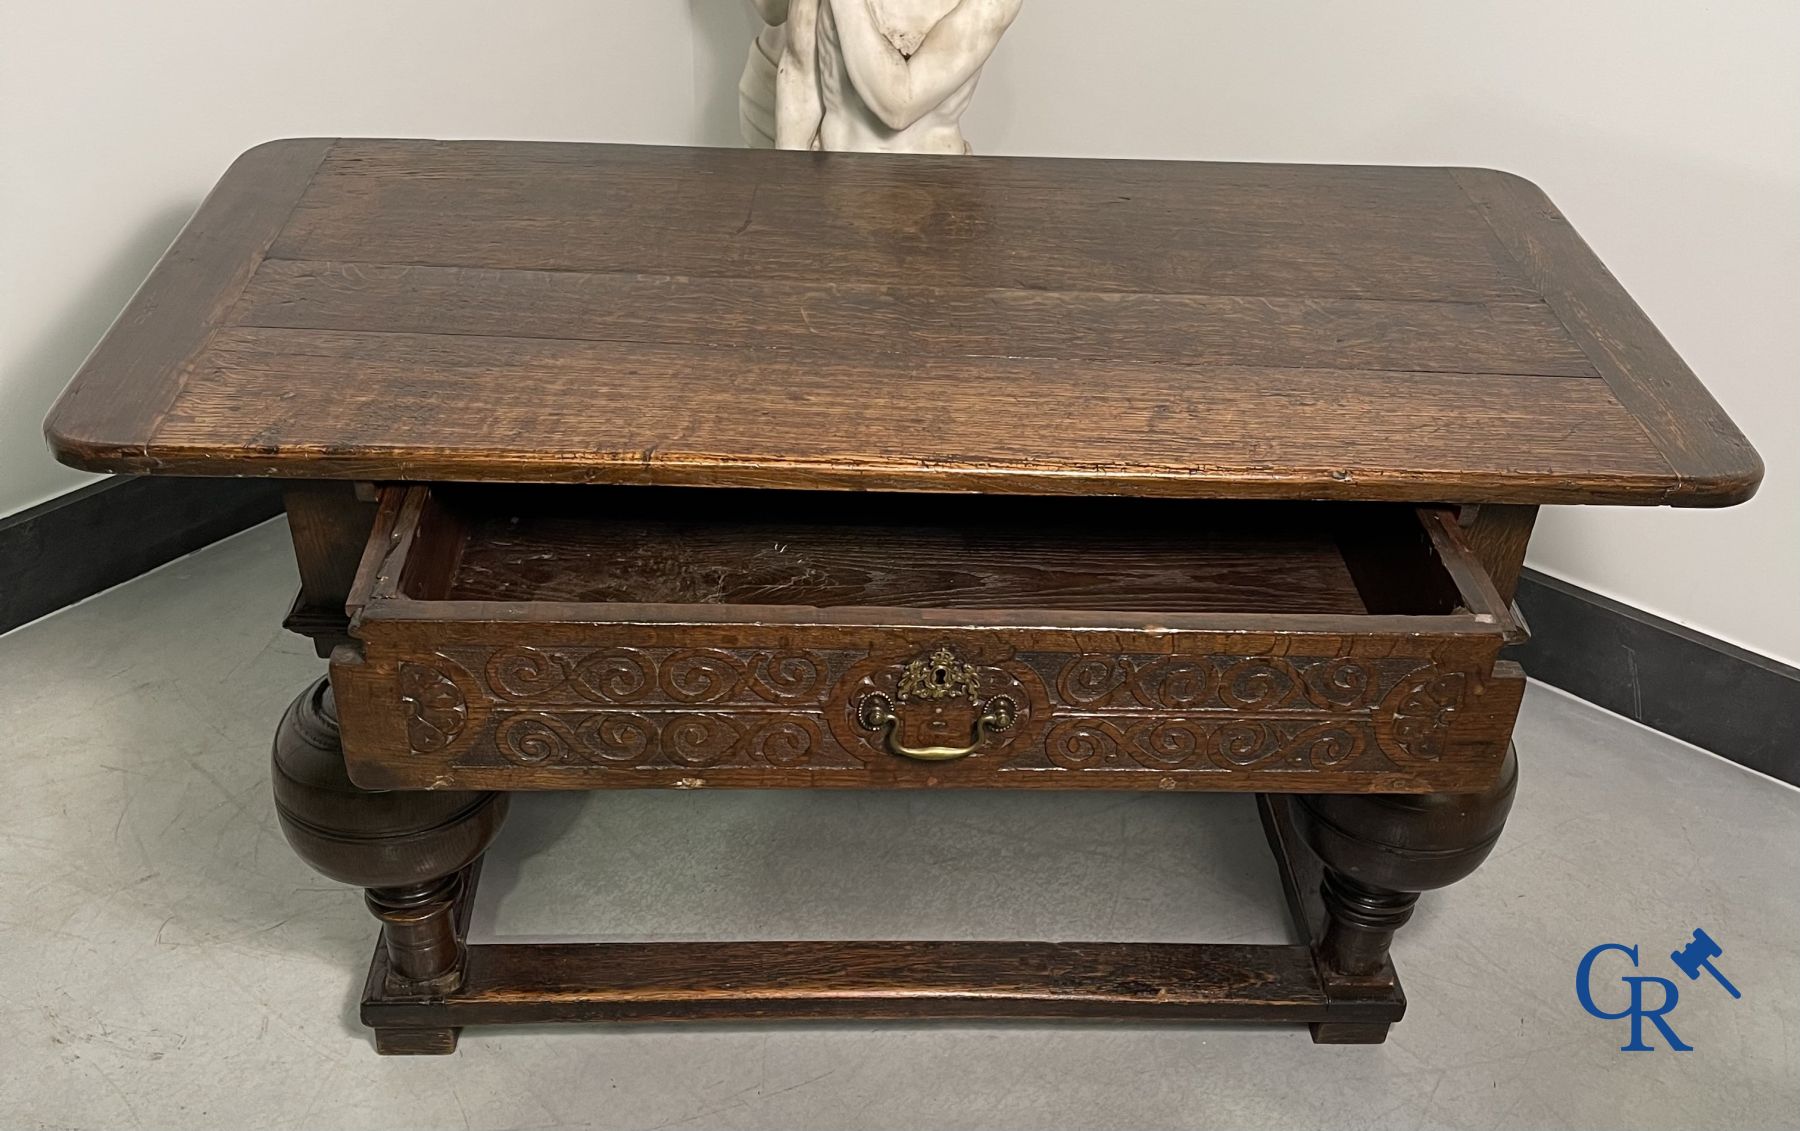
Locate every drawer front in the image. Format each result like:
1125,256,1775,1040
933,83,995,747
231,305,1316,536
333,624,1523,793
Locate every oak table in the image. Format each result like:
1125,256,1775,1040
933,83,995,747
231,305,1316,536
45,139,1760,1053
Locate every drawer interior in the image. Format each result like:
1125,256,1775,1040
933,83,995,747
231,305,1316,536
360,485,1502,622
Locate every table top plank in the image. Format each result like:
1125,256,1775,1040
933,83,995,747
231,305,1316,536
46,138,1758,506
147,327,1670,503
229,260,1598,378
271,141,1539,302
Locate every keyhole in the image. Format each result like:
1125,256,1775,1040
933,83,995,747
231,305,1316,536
934,669,948,686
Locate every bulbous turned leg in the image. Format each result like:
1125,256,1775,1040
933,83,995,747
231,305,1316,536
271,677,508,1050
1293,747,1518,1042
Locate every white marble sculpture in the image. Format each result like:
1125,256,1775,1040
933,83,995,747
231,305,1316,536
740,0,1023,154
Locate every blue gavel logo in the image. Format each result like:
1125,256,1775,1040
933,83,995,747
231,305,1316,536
1670,928,1741,998
1577,927,1742,1051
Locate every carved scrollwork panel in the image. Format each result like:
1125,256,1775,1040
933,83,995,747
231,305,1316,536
485,645,569,701
1298,657,1375,709
1002,653,1467,777
453,646,850,708
493,711,572,764
569,648,654,704
658,649,747,704
1039,715,1380,774
381,641,1490,782
488,708,848,770
748,651,827,703
573,711,656,763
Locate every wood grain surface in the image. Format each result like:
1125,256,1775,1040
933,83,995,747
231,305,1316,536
44,139,1759,506
361,939,1403,1026
437,487,1374,614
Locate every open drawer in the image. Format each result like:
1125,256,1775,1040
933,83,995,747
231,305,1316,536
330,485,1525,793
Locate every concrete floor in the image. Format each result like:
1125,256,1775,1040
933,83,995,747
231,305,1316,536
1,520,1796,1131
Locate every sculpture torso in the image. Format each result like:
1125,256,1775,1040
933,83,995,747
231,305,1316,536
818,0,977,154
746,0,1023,155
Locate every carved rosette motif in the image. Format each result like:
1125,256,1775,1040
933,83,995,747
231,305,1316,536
387,644,1476,779
397,655,478,754
1378,671,1469,763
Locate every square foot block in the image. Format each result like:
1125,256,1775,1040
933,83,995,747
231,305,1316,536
1310,1021,1390,1044
374,1026,459,1055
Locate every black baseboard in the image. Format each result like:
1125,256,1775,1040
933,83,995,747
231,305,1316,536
0,476,284,636
1509,569,1800,787
3,481,1795,787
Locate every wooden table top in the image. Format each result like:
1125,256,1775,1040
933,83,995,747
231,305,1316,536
45,138,1758,506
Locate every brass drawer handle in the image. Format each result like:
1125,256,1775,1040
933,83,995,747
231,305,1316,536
857,692,1018,761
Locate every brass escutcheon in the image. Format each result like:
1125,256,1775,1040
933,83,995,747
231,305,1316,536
856,647,1018,761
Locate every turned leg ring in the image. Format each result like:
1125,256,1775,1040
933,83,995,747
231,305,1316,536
272,677,508,996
